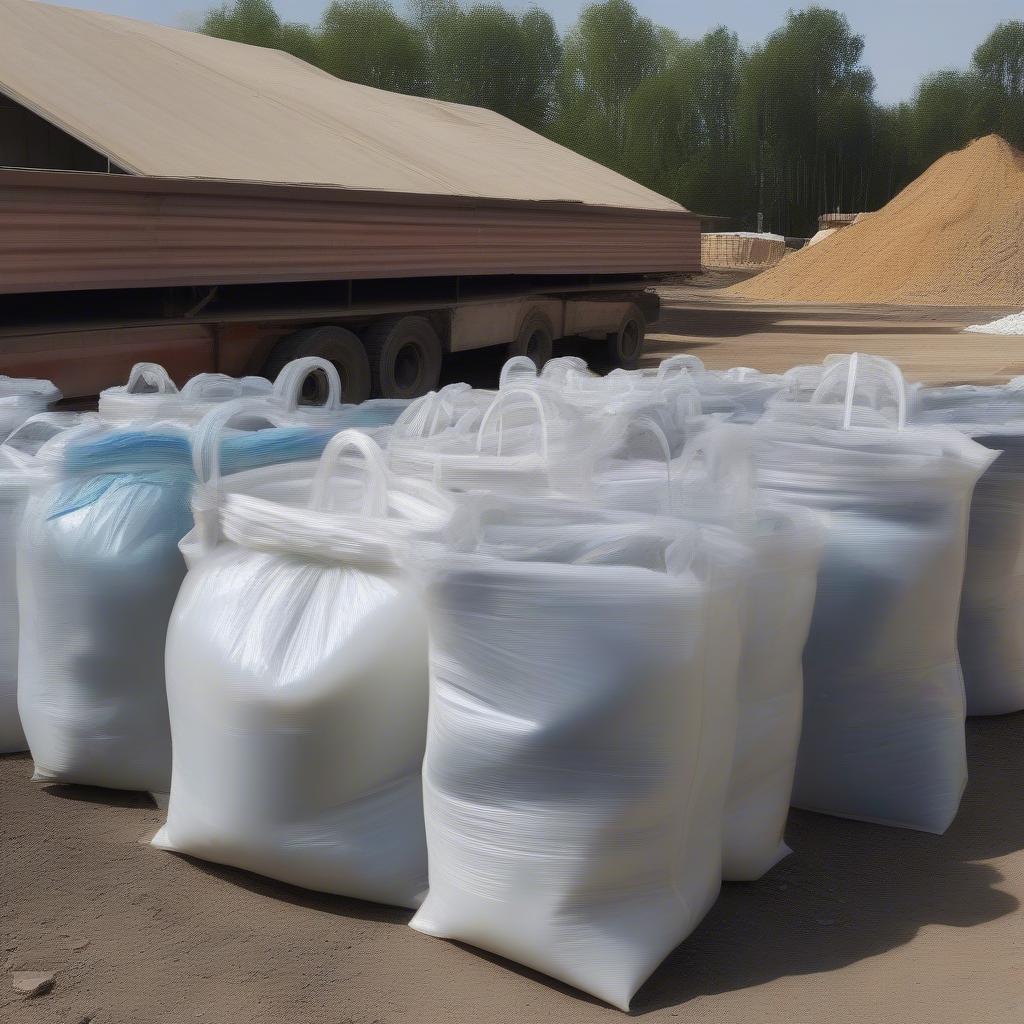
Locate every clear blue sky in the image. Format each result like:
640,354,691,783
53,0,1022,105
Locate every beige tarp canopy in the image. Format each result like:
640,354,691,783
0,0,684,212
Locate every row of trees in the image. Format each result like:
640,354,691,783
199,0,1024,235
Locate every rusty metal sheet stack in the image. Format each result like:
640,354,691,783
0,169,700,295
0,0,699,294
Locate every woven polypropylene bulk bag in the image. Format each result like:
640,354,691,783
0,413,94,753
17,420,195,792
410,511,745,1010
592,422,823,879
758,354,995,832
911,381,1024,715
153,430,466,906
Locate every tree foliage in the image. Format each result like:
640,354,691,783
318,0,426,94
197,1,1024,235
415,0,561,130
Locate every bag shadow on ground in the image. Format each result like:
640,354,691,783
632,713,1023,1014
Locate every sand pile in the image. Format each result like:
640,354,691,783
730,135,1024,306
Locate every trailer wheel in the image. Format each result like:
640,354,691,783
264,325,371,404
362,316,442,399
606,305,646,369
506,309,554,369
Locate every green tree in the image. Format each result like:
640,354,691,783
318,0,427,94
972,21,1024,148
621,28,749,217
553,0,666,164
416,1,561,131
200,0,317,61
739,6,876,233
910,69,983,168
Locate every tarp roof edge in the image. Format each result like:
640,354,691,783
0,0,687,213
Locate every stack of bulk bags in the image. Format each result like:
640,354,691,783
592,422,823,879
911,381,1024,715
17,360,355,794
154,429,467,907
757,353,994,833
0,376,61,439
411,502,747,1010
0,413,95,753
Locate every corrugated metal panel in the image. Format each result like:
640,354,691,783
0,0,683,213
0,169,701,295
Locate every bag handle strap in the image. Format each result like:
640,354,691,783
310,430,389,517
476,387,550,460
499,356,539,390
273,357,343,411
657,354,704,380
623,415,674,504
192,398,288,488
810,352,907,430
125,362,178,395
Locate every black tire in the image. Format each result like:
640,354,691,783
263,324,371,404
362,316,443,399
606,304,647,369
505,308,554,369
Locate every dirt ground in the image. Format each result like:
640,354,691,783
651,279,1024,384
439,276,1024,389
4,286,1024,1024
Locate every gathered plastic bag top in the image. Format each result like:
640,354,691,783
756,354,994,503
98,363,272,424
466,491,698,571
636,355,784,423
593,418,758,522
502,356,701,453
64,358,396,483
0,412,97,478
186,414,468,568
389,383,486,441
0,375,61,440
910,378,1024,430
0,375,60,407
97,357,410,431
388,383,625,497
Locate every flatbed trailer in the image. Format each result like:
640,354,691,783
0,168,698,400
